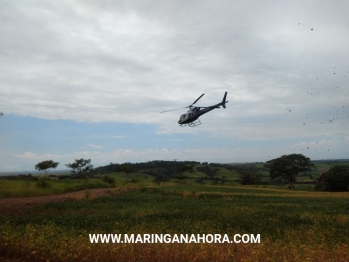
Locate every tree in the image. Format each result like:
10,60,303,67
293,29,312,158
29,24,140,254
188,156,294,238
66,158,93,178
35,160,59,176
197,166,218,178
180,165,194,174
264,154,314,190
315,165,349,192
120,163,134,180
176,165,194,181
239,171,261,185
36,176,51,188
102,175,115,186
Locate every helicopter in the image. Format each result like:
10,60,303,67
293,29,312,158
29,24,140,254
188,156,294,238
160,92,228,127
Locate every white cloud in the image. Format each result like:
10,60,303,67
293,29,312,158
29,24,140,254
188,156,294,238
1,1,348,131
15,152,61,160
8,147,295,170
0,0,348,172
15,152,39,160
87,144,103,149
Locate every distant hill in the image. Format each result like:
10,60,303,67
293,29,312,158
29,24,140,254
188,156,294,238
311,159,349,163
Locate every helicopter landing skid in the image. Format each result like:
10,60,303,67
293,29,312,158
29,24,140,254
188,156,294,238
180,119,201,127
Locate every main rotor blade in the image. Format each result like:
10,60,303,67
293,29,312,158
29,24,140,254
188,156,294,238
191,93,205,106
160,107,188,113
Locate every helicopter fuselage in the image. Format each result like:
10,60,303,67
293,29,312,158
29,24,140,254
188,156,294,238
178,101,226,125
161,91,227,127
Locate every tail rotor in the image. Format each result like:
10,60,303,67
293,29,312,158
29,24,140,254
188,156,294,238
222,92,228,108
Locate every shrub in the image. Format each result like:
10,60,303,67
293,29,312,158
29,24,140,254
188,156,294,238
239,171,261,185
315,165,349,191
36,177,51,189
101,175,115,186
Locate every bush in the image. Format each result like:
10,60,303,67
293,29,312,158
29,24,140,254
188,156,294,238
195,177,205,184
58,175,71,180
36,177,51,189
239,171,261,185
153,175,170,183
101,175,115,186
315,165,349,191
197,166,218,178
64,180,109,192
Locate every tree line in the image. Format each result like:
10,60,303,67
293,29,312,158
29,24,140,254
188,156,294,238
35,159,93,179
32,154,349,192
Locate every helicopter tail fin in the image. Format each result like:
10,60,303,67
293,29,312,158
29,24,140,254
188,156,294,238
222,92,228,109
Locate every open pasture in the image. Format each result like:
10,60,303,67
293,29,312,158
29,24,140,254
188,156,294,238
1,184,348,261
0,178,113,198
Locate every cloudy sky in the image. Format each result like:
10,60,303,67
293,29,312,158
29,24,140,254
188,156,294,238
1,0,348,172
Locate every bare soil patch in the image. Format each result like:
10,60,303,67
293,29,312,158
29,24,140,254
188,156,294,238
316,167,329,174
0,188,116,215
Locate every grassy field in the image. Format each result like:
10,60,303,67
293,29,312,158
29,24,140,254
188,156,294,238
3,159,348,198
1,182,348,261
0,178,113,198
0,172,153,198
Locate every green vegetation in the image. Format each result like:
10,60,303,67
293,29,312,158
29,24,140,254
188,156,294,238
36,176,51,189
239,171,261,185
0,178,114,198
1,157,348,261
35,160,59,175
1,158,348,198
119,163,134,180
1,184,348,261
264,154,315,190
101,174,116,186
315,165,349,191
66,158,94,178
2,186,349,236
